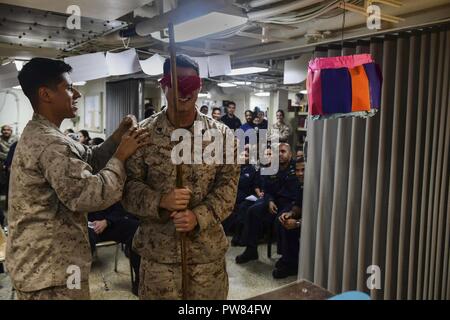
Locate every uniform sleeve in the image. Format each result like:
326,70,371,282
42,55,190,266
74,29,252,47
39,142,126,213
4,143,16,169
121,148,162,219
0,143,7,162
191,162,240,231
291,188,303,219
85,137,119,173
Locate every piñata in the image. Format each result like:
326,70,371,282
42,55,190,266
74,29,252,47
307,54,382,120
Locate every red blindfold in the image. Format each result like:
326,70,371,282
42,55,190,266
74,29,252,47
159,75,202,97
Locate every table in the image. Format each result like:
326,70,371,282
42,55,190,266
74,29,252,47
249,279,334,300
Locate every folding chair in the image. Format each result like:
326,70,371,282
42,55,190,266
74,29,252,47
95,241,120,272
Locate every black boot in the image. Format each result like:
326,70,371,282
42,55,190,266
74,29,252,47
235,247,258,264
275,258,286,269
272,265,298,279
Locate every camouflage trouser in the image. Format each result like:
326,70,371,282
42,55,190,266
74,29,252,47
139,258,228,300
15,281,90,300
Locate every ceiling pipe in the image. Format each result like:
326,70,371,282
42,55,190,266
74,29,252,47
247,0,324,20
248,0,284,8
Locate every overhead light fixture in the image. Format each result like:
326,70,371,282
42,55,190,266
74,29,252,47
233,81,251,85
218,82,237,88
198,93,211,98
300,89,307,94
13,85,22,89
146,12,248,42
255,92,270,97
227,67,269,76
73,81,87,86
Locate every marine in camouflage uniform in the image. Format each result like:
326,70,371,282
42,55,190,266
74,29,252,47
6,113,126,300
122,108,240,300
269,121,291,143
0,125,18,164
0,125,17,196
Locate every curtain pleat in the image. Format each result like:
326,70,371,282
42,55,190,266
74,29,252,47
357,39,382,292
299,47,327,282
327,45,354,294
432,30,449,300
422,30,441,300
396,32,420,300
105,79,144,137
438,30,450,300
299,24,450,300
407,31,429,300
370,35,397,300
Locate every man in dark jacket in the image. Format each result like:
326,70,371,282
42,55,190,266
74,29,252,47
235,143,300,264
220,102,242,130
88,202,140,295
273,157,305,278
222,144,257,239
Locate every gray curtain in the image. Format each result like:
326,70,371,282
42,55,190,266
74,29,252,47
105,78,144,137
299,25,450,300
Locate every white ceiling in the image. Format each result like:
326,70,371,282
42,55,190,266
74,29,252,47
0,0,152,20
0,0,449,69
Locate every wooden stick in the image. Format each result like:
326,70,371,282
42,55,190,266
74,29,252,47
168,22,189,300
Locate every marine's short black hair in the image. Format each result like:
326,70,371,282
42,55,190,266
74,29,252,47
276,109,285,117
18,57,73,108
212,107,221,113
163,54,199,76
244,109,254,116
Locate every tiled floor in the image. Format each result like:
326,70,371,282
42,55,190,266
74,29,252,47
0,239,297,300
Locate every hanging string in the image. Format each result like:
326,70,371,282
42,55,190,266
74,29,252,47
341,0,346,53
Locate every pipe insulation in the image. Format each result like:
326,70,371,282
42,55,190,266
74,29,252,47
248,0,284,8
247,0,328,20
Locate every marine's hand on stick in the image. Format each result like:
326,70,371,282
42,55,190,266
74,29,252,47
170,210,198,233
160,187,192,212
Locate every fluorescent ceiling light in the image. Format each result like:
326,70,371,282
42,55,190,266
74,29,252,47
300,89,307,94
255,92,270,97
148,12,248,42
218,82,237,88
227,67,269,76
74,81,87,86
198,93,211,98
233,81,251,85
13,85,22,89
